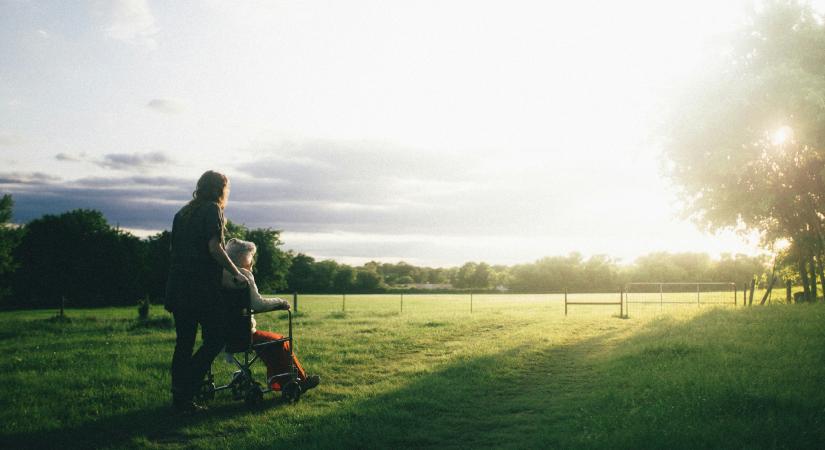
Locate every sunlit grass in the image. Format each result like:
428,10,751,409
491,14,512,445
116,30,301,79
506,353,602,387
0,296,822,449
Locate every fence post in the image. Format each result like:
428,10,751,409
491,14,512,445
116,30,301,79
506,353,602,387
60,295,66,318
620,288,624,317
786,279,792,303
749,279,756,306
293,292,298,313
625,285,630,317
564,288,568,316
659,283,663,308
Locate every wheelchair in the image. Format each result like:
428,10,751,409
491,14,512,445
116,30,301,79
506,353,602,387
196,286,303,406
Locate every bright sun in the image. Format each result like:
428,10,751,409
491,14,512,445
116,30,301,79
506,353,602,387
771,125,793,146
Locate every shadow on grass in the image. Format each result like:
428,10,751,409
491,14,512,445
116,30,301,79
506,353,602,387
130,316,174,330
0,391,296,449
249,306,825,449
4,306,825,449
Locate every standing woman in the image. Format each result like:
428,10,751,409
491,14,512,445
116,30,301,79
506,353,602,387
165,170,247,413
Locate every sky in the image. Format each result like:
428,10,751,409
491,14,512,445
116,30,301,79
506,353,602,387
1,0,816,267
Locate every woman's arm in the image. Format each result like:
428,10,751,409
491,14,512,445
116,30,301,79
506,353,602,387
208,236,247,286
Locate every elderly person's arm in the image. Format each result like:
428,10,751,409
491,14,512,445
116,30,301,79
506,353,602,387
240,268,290,312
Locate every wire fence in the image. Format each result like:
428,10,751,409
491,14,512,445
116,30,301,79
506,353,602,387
264,284,744,318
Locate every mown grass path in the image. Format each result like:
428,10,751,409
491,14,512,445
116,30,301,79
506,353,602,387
0,299,823,449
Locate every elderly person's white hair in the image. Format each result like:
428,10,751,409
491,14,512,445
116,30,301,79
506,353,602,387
225,238,257,266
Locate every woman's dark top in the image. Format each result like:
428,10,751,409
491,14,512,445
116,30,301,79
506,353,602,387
164,201,225,313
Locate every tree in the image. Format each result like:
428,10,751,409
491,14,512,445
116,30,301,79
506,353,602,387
426,267,450,284
0,195,23,303
12,209,144,308
286,253,315,292
453,262,478,289
663,1,825,299
245,228,290,292
225,220,248,241
313,260,339,292
713,253,770,285
144,231,171,302
333,266,355,292
354,269,383,292
470,262,492,289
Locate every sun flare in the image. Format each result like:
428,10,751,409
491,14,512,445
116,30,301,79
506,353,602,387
771,125,793,146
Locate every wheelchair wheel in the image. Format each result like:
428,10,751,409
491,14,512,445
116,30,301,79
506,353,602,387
281,381,302,404
230,370,249,400
244,381,264,407
196,381,216,402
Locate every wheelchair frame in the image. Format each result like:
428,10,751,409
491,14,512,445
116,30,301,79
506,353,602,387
198,307,303,406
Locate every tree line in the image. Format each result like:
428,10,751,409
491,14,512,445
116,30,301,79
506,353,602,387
0,194,772,309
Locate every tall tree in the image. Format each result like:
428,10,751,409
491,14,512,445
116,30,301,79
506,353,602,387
332,265,355,292
663,1,825,299
0,195,23,303
286,253,316,293
144,231,171,302
12,209,144,308
245,228,290,292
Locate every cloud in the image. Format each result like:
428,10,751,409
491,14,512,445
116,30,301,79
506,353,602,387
0,138,682,265
96,152,172,170
225,139,577,237
146,98,185,114
233,139,481,207
0,132,23,147
1,174,190,229
54,151,171,170
55,153,83,162
97,0,158,48
0,172,61,185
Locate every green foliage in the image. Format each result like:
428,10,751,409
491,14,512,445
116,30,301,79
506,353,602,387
0,195,23,303
663,1,825,292
509,253,612,292
143,231,170,302
11,209,145,308
286,253,317,292
245,228,290,292
354,268,384,291
224,221,291,292
452,262,477,288
332,265,355,292
224,220,248,241
0,194,11,225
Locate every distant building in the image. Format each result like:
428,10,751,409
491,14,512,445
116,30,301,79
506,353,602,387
403,283,453,290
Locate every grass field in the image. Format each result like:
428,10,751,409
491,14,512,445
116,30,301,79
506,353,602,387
1,294,823,449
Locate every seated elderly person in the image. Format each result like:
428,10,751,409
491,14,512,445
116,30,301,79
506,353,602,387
222,238,320,393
